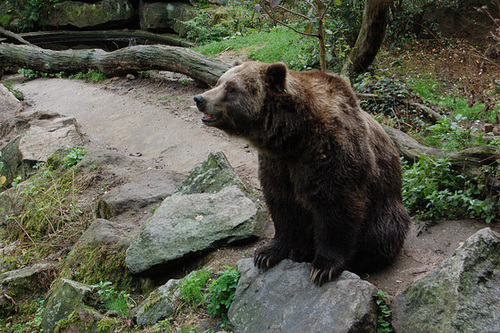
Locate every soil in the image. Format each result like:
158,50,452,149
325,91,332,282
9,47,500,303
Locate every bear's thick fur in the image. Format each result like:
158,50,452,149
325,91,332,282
194,61,411,285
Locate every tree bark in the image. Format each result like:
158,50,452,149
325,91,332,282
342,0,393,77
0,43,230,86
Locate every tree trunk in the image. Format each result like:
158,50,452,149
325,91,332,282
0,43,230,86
342,0,393,77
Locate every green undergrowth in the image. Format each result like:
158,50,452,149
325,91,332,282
0,298,45,333
407,76,499,124
18,68,107,82
402,156,499,224
89,281,134,318
2,147,89,243
179,266,240,328
195,26,309,70
2,81,24,100
376,291,394,333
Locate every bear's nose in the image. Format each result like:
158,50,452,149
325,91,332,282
194,95,205,109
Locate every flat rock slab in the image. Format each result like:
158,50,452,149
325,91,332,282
229,259,378,333
19,116,83,162
126,186,266,274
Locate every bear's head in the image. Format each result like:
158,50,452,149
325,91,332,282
194,61,288,137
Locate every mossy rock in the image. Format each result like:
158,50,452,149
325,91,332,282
0,264,54,317
58,220,134,291
53,307,115,333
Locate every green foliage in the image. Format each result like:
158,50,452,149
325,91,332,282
287,0,364,70
177,266,240,327
376,291,393,333
90,281,133,317
196,26,315,70
18,0,59,31
184,5,259,44
355,74,410,114
407,77,498,124
0,298,44,333
18,68,107,83
402,156,499,223
4,148,89,241
68,70,107,83
193,0,363,70
0,10,14,28
354,74,429,132
2,81,24,100
180,269,211,304
62,147,87,169
207,265,240,321
416,116,487,151
152,319,172,332
387,0,448,43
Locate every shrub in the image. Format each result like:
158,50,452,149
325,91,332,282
402,156,498,224
207,265,240,321
180,269,211,304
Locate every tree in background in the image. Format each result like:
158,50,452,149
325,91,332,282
256,0,392,76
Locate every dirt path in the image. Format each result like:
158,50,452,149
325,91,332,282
14,74,499,297
17,75,260,187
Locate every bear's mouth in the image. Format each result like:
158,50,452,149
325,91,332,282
201,113,218,123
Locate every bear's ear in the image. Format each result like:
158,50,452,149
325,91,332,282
265,62,287,93
232,60,243,67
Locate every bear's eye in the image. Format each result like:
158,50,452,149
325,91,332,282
226,84,237,94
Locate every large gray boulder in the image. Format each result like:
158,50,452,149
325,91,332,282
126,185,266,274
126,152,268,274
42,0,135,29
41,279,92,333
392,227,500,333
229,259,378,333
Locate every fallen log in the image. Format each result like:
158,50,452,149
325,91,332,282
383,124,500,193
0,43,230,86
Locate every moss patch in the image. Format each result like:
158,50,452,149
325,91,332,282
59,241,133,291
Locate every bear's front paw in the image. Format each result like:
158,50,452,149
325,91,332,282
254,241,287,269
310,255,345,286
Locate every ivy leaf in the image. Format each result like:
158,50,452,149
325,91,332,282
335,0,342,6
0,176,5,185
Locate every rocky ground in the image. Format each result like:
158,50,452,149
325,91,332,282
10,70,499,301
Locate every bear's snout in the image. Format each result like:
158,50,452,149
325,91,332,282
194,95,205,110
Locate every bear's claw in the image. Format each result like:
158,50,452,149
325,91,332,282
254,242,287,269
310,266,335,286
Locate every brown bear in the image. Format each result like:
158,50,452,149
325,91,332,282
194,61,411,286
